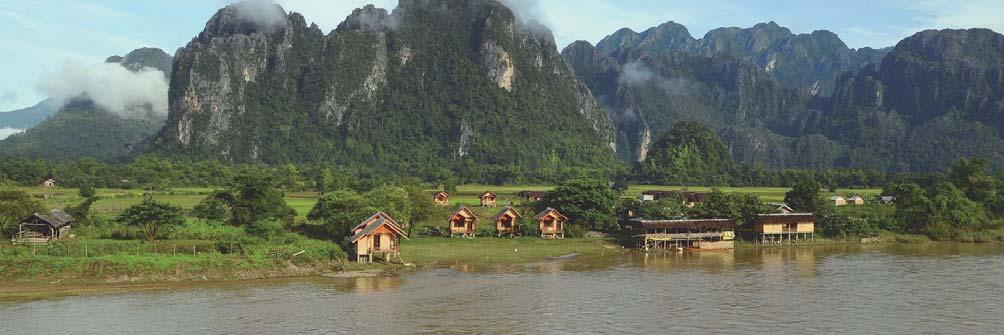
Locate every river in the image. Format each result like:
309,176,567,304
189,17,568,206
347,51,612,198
2,243,1003,334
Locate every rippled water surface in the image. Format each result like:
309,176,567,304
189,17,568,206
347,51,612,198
3,244,1004,334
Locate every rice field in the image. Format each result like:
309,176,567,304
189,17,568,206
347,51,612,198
17,184,883,219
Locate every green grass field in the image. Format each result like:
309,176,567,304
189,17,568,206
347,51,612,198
19,184,883,219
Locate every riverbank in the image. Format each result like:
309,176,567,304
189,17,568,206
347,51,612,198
0,237,621,301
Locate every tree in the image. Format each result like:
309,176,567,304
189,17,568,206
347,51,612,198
544,178,619,231
229,173,296,226
785,177,823,212
948,157,995,203
117,195,185,242
78,183,96,198
308,190,376,242
66,197,97,226
0,188,44,238
687,190,768,230
192,194,231,222
442,177,458,196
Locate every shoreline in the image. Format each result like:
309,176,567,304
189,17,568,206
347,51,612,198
5,237,997,302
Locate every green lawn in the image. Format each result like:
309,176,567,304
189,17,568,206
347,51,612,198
400,236,618,265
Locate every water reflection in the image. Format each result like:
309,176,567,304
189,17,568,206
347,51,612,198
4,244,1004,335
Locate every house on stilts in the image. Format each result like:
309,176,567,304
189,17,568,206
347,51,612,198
535,207,567,239
753,213,816,245
432,191,450,206
448,206,478,238
493,206,522,237
351,211,409,263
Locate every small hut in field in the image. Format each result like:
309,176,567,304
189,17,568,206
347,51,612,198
535,207,568,239
753,213,815,245
479,191,498,207
41,179,56,188
432,191,450,206
493,206,522,237
351,211,408,263
13,209,74,244
848,196,865,205
519,191,546,203
830,196,847,207
448,206,479,238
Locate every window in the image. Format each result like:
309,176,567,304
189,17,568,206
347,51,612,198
373,234,382,249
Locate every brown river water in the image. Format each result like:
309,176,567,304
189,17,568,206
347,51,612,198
2,243,1004,334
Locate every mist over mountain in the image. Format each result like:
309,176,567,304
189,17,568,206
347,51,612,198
150,0,618,180
0,48,173,161
4,0,1002,177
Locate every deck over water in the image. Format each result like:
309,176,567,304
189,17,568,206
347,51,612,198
2,243,1003,334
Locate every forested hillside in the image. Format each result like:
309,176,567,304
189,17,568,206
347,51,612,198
565,23,1004,172
151,0,619,182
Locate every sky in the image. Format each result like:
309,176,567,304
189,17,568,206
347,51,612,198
1,0,1003,112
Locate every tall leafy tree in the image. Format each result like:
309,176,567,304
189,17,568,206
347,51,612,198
544,178,619,230
785,177,823,212
308,190,377,242
117,195,185,242
0,188,44,238
229,172,296,226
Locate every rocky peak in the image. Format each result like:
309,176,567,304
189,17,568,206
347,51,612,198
197,0,290,42
889,28,1004,65
337,4,397,33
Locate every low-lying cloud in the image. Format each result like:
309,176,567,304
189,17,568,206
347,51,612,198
619,60,695,96
233,0,287,28
37,61,169,118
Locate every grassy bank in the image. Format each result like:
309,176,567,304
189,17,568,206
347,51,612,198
400,237,620,265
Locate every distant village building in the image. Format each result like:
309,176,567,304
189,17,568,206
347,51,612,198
432,191,450,206
640,190,677,202
535,207,568,239
878,196,896,205
768,202,796,214
350,211,408,263
753,213,816,245
41,179,56,188
518,191,546,203
493,206,522,237
830,196,848,207
848,196,865,205
627,218,735,251
479,191,498,207
13,209,74,244
448,206,478,238
683,192,707,207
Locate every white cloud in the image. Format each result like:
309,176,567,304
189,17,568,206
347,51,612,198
37,61,169,118
0,127,24,140
271,0,398,32
908,0,1004,34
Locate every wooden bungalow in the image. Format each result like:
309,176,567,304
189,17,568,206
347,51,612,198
448,206,479,238
493,206,522,237
627,218,735,251
432,191,450,206
519,191,546,203
683,192,707,207
479,191,498,207
848,196,865,205
753,213,815,245
13,209,74,244
350,211,409,263
535,207,568,239
830,196,848,206
41,179,56,188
